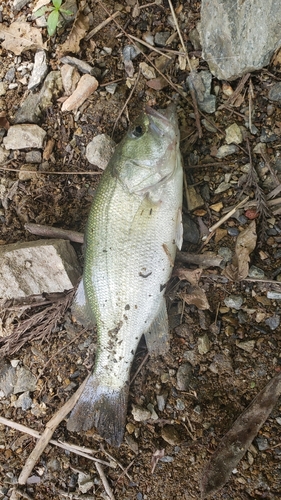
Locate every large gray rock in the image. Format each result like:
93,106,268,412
200,0,281,80
0,239,80,300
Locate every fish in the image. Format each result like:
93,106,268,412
67,103,183,446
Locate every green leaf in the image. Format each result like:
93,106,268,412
33,6,47,18
52,0,62,9
59,8,73,15
47,9,60,36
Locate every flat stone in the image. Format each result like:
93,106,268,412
224,295,243,310
225,123,243,145
0,146,9,162
161,425,181,445
28,50,48,90
60,63,80,95
3,124,46,150
25,150,42,163
236,340,255,353
155,31,170,46
60,56,98,76
0,239,81,300
14,391,33,410
187,70,216,114
0,82,7,96
198,334,210,354
176,362,192,391
0,362,16,397
86,134,115,170
61,74,99,112
248,265,265,279
216,145,239,158
265,315,280,331
131,404,151,422
214,181,231,194
255,437,269,451
13,0,29,9
183,213,200,245
19,164,37,181
200,0,281,80
156,392,168,412
268,82,281,102
14,366,37,394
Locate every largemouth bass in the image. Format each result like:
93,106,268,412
67,104,183,446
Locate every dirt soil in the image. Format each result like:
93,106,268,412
0,1,281,499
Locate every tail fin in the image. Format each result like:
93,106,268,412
67,375,129,447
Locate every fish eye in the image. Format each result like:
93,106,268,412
132,125,143,138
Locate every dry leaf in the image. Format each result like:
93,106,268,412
59,13,89,55
223,220,257,281
132,1,140,18
180,287,210,311
146,77,168,90
174,267,202,286
201,371,281,498
0,22,46,55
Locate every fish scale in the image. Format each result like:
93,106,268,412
67,104,183,446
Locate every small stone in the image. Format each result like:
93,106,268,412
187,70,216,114
14,367,37,394
225,123,243,144
61,74,99,112
248,265,265,278
5,67,15,82
161,425,180,445
202,118,217,132
267,291,281,300
255,437,269,451
156,392,168,412
8,83,18,90
176,398,185,410
218,246,233,262
147,403,158,420
198,334,210,354
214,181,231,194
176,362,192,391
227,227,239,237
126,422,135,434
268,82,281,102
18,164,37,181
77,472,93,494
28,51,48,90
13,391,32,410
210,201,223,212
260,128,278,143
0,363,16,396
25,150,42,163
155,31,170,46
185,185,204,211
86,134,116,170
0,146,9,162
236,340,255,353
3,124,46,150
276,417,281,425
183,214,200,245
60,64,80,95
131,404,151,422
216,144,239,158
139,62,156,79
224,295,243,310
13,0,29,9
125,434,139,453
0,82,7,96
265,315,280,331
47,458,61,472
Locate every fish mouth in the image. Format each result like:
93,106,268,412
145,104,178,136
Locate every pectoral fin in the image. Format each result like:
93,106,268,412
176,207,183,250
71,279,96,329
144,298,170,355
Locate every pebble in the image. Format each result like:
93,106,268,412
14,366,37,394
214,181,231,194
187,70,216,114
25,150,42,163
3,124,46,150
227,227,239,237
61,74,99,112
268,82,281,102
176,362,192,391
19,164,37,181
5,67,15,82
267,291,281,300
202,118,217,133
198,333,210,354
125,434,139,453
276,417,281,425
13,391,32,410
86,134,115,170
255,437,269,451
77,472,94,494
218,246,233,262
147,403,158,420
183,214,200,245
60,64,80,95
248,265,265,278
0,362,16,396
139,62,156,79
0,82,6,96
176,398,185,410
260,128,278,143
28,50,48,90
236,340,255,353
224,295,243,310
13,0,30,9
60,56,97,76
265,315,280,330
156,392,168,412
216,144,239,158
126,422,135,434
225,123,243,144
155,31,170,46
161,425,180,445
131,404,151,422
0,146,9,162
8,83,18,90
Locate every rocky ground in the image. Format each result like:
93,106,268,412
0,1,281,499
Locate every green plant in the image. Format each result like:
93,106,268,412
34,0,73,37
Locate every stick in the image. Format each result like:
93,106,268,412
18,376,89,485
0,416,112,467
85,10,120,40
128,33,171,59
0,166,102,175
167,0,192,72
207,196,250,233
24,223,84,244
95,462,116,500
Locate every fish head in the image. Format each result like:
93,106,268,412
116,104,180,195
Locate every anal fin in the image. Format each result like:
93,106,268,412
144,298,170,355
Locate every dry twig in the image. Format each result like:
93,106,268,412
24,223,84,244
